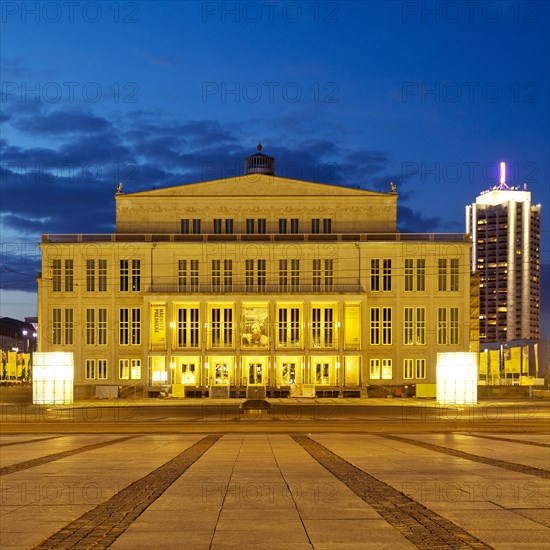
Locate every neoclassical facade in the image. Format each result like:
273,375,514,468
38,149,472,398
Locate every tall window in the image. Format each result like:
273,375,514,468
438,259,447,291
404,259,414,291
64,260,74,291
225,219,234,234
403,359,414,379
450,259,459,291
177,307,200,348
98,259,107,291
437,307,447,344
257,219,266,234
405,259,426,292
182,218,202,234
416,359,426,379
86,309,95,345
257,259,266,290
246,219,254,234
64,309,74,345
86,359,96,379
210,307,233,348
382,307,392,345
278,219,287,234
98,359,108,379
181,219,190,234
370,307,380,345
52,308,62,345
370,259,380,291
417,259,426,291
212,260,221,290
311,218,320,234
245,260,266,292
382,259,392,291
312,259,333,291
323,218,332,233
278,260,288,290
246,259,254,291
119,359,141,380
381,359,392,379
290,218,299,234
224,260,233,291
213,219,222,234
120,259,140,292
98,309,107,345
277,307,301,348
87,260,95,291
403,307,426,345
369,358,380,379
119,308,140,345
313,259,321,290
178,259,199,291
52,260,61,292
311,307,335,348
290,259,300,291
404,358,426,379
450,307,459,344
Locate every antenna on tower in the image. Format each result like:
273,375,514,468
497,161,510,190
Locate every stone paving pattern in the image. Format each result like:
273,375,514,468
0,433,548,549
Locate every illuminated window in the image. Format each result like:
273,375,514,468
369,358,380,379
277,306,301,348
311,306,335,348
177,307,200,348
131,359,141,379
381,359,392,379
209,307,233,348
119,359,129,379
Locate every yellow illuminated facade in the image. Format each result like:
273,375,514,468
38,149,472,398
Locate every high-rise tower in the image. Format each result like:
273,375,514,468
466,162,541,342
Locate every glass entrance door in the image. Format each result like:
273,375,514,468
248,362,263,385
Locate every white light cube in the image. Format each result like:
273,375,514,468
436,352,478,405
33,352,74,404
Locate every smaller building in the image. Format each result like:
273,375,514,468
0,317,37,382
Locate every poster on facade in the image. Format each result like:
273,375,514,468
522,345,529,374
507,347,521,374
241,306,269,348
150,305,166,349
479,352,488,375
489,350,500,375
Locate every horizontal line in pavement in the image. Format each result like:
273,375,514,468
0,435,63,448
462,432,550,448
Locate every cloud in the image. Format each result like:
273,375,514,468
13,110,113,136
397,205,441,233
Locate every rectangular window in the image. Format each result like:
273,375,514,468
437,307,447,345
416,307,426,345
438,259,447,291
311,307,334,348
450,259,459,291
225,219,234,234
86,309,95,345
311,218,320,234
246,259,254,291
403,359,414,379
213,219,222,234
404,307,414,345
369,358,380,379
382,307,392,345
416,359,426,379
450,307,459,344
131,359,141,379
257,219,266,234
64,309,73,345
131,308,141,345
192,219,201,234
381,359,392,379
177,307,200,348
382,259,392,291
86,260,95,291
313,259,321,290
98,259,107,291
131,260,140,291
370,259,380,291
181,219,190,234
404,259,413,292
278,218,287,234
224,259,233,291
324,259,333,290
278,307,300,348
64,260,74,291
120,260,129,292
52,260,61,292
370,307,380,345
120,309,129,345
98,359,108,379
290,259,299,291
278,260,288,290
190,259,199,290
178,260,187,292
257,259,266,291
246,219,254,234
98,308,107,345
53,308,62,345
210,307,233,348
86,359,96,379
290,218,299,234
417,259,426,291
323,218,332,234
212,259,221,290
119,359,129,379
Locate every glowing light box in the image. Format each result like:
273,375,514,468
33,352,74,405
436,352,478,405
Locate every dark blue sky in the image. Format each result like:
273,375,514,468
1,1,549,332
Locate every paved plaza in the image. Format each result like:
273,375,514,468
1,416,549,549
